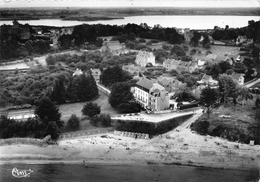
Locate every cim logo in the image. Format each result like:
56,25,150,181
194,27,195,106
12,168,34,178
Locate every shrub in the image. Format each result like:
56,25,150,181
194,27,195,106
190,49,197,55
190,120,210,135
139,38,146,43
90,113,112,127
162,44,171,51
67,114,80,129
82,102,101,118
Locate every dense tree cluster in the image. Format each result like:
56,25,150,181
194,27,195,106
191,118,260,144
109,82,142,113
46,51,137,70
0,66,98,106
0,97,63,139
101,66,132,87
52,72,98,104
0,31,51,61
200,86,220,116
90,113,112,127
56,23,184,49
0,116,45,139
218,74,239,105
211,20,260,41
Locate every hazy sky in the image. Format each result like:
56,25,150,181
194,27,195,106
0,0,260,8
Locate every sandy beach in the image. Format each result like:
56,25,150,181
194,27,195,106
0,122,260,171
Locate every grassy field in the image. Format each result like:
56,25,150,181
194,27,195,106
59,90,117,131
210,103,256,124
192,102,258,144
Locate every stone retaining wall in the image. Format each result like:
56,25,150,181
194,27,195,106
114,130,149,140
0,138,45,147
58,128,113,140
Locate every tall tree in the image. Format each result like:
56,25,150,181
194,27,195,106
202,33,210,48
237,86,253,107
101,66,132,87
66,78,78,102
51,78,66,104
218,74,238,105
190,31,201,47
200,86,219,117
35,97,61,122
109,82,134,109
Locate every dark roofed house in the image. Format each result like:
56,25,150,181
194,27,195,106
136,78,154,91
197,74,218,87
157,76,185,92
101,40,125,55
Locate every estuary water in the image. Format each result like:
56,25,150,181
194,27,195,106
0,15,260,29
0,162,259,182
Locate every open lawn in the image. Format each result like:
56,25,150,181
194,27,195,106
59,90,117,121
209,103,256,125
59,90,117,130
191,102,259,144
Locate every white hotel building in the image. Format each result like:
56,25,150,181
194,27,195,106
133,78,170,111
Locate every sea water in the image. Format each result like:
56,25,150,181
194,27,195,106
0,162,258,182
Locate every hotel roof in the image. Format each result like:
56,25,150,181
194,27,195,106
136,78,154,90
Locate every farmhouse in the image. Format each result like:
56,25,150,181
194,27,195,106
133,78,170,111
122,64,147,76
197,74,219,87
135,51,155,67
163,59,198,73
157,76,185,93
101,40,125,55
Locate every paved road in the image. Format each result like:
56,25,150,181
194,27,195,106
172,108,203,132
244,78,260,88
97,83,111,95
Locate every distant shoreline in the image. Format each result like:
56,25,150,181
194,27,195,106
0,12,260,22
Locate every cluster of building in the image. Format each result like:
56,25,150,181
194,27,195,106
3,20,74,46
72,68,101,83
101,40,127,55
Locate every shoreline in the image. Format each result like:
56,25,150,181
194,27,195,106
0,128,259,172
0,158,257,172
0,13,259,22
